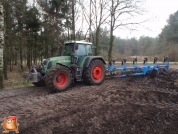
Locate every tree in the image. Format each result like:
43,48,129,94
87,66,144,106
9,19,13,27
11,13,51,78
1,0,28,75
159,10,178,61
107,0,145,62
159,11,178,43
92,0,110,55
0,1,4,89
77,0,110,55
11,0,28,70
37,0,72,57
25,7,41,68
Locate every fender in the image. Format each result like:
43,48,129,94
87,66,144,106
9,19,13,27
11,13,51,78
56,63,77,82
84,56,106,67
56,63,73,72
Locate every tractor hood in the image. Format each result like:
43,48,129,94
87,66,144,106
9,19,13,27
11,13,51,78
44,56,71,72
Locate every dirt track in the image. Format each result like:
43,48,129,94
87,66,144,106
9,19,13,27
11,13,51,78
1,69,178,134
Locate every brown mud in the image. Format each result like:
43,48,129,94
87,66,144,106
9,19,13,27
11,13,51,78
0,69,178,134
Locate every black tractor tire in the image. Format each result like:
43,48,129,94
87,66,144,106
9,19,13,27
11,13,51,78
83,59,105,85
45,66,73,91
32,80,46,87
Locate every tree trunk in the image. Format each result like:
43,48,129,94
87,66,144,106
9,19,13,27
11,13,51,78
95,27,100,55
14,49,17,66
50,43,53,57
3,55,7,80
33,34,36,65
0,2,4,89
108,27,114,62
30,47,33,66
0,50,3,88
108,0,114,62
20,45,23,70
71,0,75,40
44,41,46,58
9,44,12,71
88,0,92,42
3,39,8,80
27,47,31,70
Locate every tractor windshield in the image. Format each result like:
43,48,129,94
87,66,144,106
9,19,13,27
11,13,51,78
63,43,74,56
75,44,93,56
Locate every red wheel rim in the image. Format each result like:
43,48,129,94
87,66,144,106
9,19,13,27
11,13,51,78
55,73,67,86
92,66,102,80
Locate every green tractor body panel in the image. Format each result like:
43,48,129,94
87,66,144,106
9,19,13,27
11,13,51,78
44,56,71,73
78,56,88,67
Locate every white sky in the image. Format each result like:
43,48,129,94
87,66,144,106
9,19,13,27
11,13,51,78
116,0,178,39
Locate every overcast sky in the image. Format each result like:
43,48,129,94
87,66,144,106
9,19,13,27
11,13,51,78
116,0,178,39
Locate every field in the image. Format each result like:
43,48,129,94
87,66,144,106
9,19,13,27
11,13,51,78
0,66,178,133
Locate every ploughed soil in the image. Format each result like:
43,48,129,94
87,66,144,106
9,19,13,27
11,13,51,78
1,68,178,134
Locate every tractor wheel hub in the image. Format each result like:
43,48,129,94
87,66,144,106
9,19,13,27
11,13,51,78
57,76,62,82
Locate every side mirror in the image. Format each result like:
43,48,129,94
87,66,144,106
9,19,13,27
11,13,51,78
75,43,78,50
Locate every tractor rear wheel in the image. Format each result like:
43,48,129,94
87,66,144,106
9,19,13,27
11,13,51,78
83,59,105,85
45,66,73,91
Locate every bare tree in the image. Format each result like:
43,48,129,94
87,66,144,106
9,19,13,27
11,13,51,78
92,0,110,55
72,0,84,40
107,0,145,61
77,0,110,55
75,0,90,40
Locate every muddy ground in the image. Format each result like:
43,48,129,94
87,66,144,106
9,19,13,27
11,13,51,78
1,68,178,134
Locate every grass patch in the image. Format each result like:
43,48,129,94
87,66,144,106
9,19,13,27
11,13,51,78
3,66,33,90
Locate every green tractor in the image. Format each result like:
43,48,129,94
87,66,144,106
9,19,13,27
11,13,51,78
24,40,106,91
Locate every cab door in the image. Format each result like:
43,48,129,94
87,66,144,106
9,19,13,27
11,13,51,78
74,44,87,67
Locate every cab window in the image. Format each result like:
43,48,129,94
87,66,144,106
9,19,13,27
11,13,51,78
63,43,74,56
86,45,93,55
75,44,87,56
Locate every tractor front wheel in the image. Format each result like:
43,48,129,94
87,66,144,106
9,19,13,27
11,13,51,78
83,59,105,85
45,66,73,91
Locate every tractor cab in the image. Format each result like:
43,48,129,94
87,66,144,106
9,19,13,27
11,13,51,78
63,41,93,56
63,41,93,66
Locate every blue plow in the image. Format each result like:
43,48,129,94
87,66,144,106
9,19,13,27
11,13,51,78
106,56,169,78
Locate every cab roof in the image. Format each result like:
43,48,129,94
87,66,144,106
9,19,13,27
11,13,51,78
64,40,92,45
